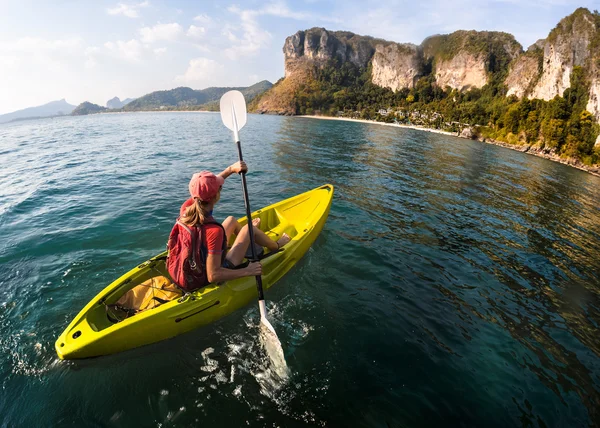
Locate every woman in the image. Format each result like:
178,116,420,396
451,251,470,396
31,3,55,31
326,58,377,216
178,161,290,285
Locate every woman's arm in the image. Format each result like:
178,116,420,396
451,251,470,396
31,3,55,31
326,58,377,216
218,161,247,180
205,252,261,283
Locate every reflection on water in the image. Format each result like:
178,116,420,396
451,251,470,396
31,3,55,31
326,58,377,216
0,114,599,426
275,118,600,425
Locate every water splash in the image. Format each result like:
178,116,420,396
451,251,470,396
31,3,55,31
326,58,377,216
258,321,290,389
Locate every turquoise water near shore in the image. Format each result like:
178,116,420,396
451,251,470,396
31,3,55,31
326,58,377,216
1,113,599,426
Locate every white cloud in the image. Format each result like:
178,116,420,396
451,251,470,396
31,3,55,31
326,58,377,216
193,14,213,25
261,1,311,19
221,2,340,60
193,44,212,53
85,38,158,67
103,39,144,61
107,1,149,18
0,37,85,72
187,25,206,39
139,23,183,43
175,57,225,86
224,6,272,59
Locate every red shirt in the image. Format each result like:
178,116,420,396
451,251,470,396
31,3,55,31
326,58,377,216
180,198,225,256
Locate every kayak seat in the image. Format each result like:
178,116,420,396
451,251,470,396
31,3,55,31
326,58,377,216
106,276,182,323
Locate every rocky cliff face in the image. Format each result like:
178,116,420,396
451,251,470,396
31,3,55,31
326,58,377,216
255,9,600,123
505,50,541,98
434,52,488,90
371,43,422,90
424,31,522,90
588,76,600,121
257,28,390,114
504,7,600,114
530,9,597,100
283,28,384,77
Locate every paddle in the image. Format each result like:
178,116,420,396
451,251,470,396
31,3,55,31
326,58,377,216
218,90,280,339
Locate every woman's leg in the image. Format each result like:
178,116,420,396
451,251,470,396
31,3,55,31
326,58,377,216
222,216,262,244
221,216,240,243
225,224,290,266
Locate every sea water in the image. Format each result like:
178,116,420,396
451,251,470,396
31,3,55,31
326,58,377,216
0,113,599,426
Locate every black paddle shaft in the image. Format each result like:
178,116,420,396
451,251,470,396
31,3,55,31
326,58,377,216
235,140,265,301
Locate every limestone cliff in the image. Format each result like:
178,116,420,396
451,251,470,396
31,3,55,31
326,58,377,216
505,7,600,112
371,43,422,91
434,51,488,90
588,75,600,121
531,9,597,100
423,31,522,90
254,9,600,124
255,28,391,114
505,48,542,98
283,28,387,75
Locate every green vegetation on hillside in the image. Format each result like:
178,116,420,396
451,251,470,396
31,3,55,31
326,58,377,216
123,81,272,112
71,102,107,116
281,56,600,165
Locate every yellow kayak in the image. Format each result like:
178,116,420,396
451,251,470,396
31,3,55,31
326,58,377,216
55,184,334,359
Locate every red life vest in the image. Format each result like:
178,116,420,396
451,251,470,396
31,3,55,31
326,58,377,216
166,219,227,291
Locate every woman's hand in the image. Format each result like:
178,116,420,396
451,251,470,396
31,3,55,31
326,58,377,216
230,161,248,174
245,261,262,276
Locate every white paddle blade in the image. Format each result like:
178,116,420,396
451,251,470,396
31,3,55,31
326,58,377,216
219,90,247,134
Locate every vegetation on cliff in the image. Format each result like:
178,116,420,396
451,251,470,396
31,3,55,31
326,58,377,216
71,102,107,116
123,81,272,112
256,57,599,164
252,7,600,166
423,31,521,71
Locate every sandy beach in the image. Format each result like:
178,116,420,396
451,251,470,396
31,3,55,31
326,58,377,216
297,115,456,136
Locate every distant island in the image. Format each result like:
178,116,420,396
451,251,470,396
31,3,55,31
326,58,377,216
0,81,273,124
106,96,135,109
0,99,76,124
71,102,107,116
251,7,600,172
68,80,273,117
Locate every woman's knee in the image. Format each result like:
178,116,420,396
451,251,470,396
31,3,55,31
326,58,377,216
222,216,236,227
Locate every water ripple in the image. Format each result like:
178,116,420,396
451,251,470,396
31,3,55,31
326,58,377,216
0,114,599,426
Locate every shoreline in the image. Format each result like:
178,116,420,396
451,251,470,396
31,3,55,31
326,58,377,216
100,110,218,115
297,115,600,178
297,115,456,136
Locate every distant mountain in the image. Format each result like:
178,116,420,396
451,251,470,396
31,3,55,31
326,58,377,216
0,99,76,124
106,96,136,109
71,102,107,116
123,80,273,111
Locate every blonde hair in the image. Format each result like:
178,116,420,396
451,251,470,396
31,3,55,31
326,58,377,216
180,198,211,226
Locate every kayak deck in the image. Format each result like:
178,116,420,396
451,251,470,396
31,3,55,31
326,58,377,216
55,184,334,359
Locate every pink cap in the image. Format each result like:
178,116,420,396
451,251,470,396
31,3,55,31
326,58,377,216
189,171,225,201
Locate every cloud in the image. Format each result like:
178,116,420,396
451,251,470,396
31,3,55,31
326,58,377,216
175,57,225,86
193,44,212,53
0,37,85,72
106,1,149,18
223,6,272,59
85,38,158,67
139,23,183,43
187,25,206,39
103,39,144,61
193,14,213,25
221,1,341,60
261,1,312,20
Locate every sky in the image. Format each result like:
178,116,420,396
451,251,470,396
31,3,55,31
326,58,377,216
0,0,597,115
